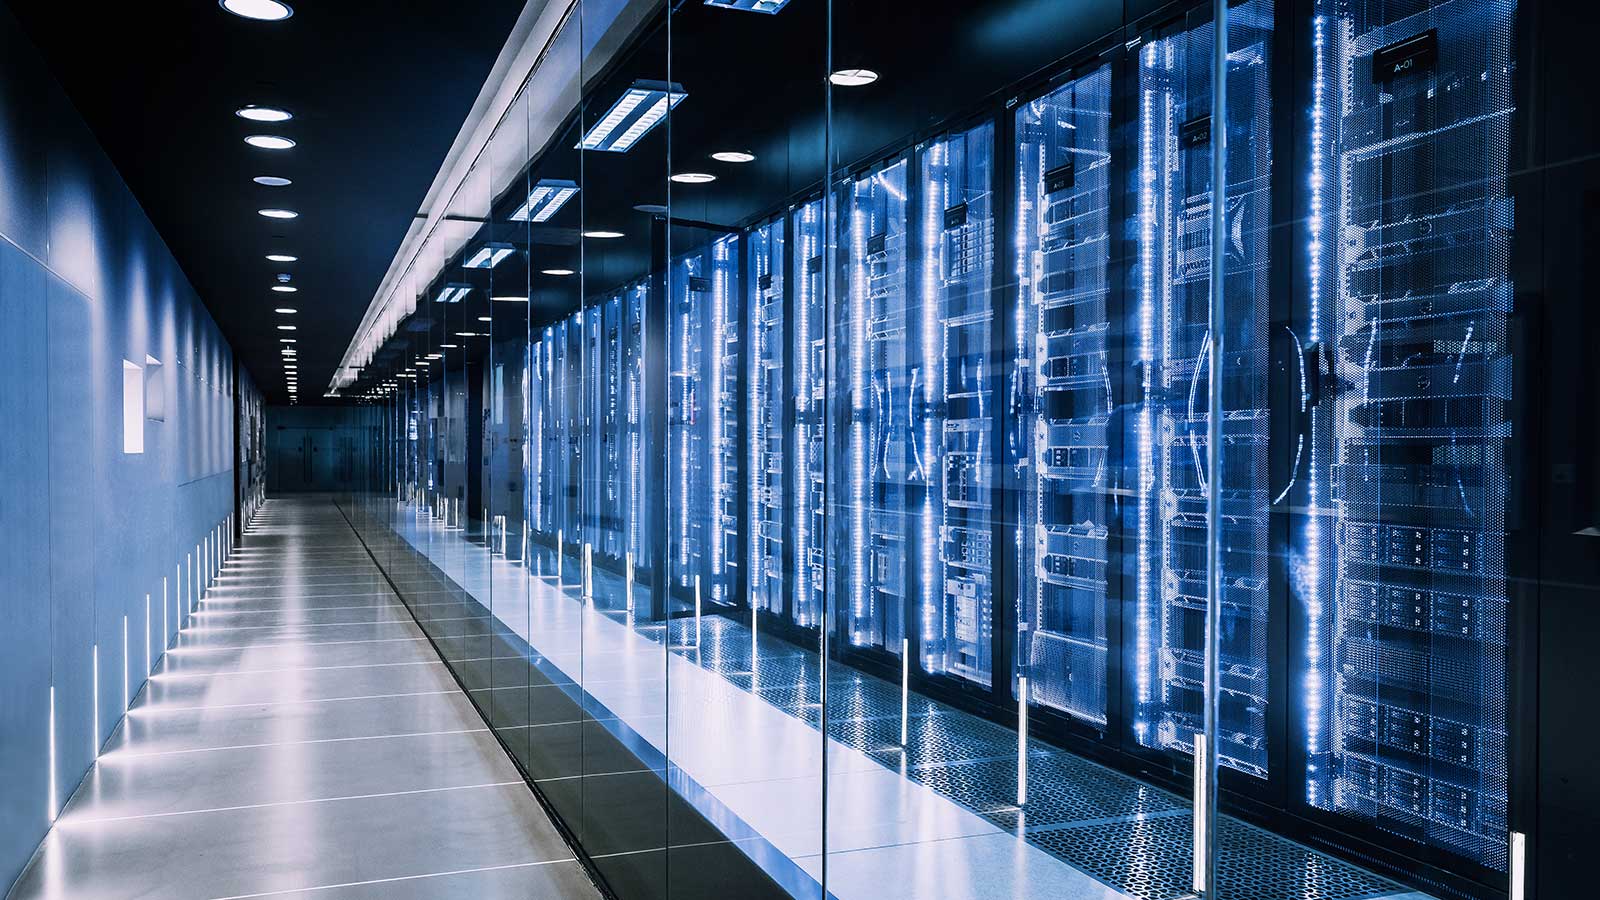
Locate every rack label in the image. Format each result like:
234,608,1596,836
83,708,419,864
759,273,774,290
688,275,712,293
1180,115,1211,148
867,232,888,255
944,203,969,229
1372,29,1438,82
1044,161,1076,194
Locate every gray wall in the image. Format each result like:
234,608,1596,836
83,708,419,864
0,6,253,889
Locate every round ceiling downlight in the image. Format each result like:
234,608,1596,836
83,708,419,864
221,0,293,21
271,285,298,293
254,176,292,187
711,150,756,163
670,172,717,184
236,106,292,123
829,68,879,87
266,253,298,262
244,135,296,150
540,269,575,276
582,230,624,239
258,208,298,219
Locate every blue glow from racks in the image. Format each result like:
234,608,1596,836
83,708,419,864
711,236,731,586
794,201,817,628
703,0,791,12
849,197,869,643
577,82,686,153
1304,12,1328,806
1133,39,1159,739
921,140,943,654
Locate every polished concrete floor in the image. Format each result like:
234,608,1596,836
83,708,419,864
7,497,601,900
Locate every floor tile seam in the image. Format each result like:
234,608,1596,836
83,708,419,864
59,780,529,827
202,858,581,900
103,726,494,760
171,634,431,650
137,687,461,715
176,615,427,632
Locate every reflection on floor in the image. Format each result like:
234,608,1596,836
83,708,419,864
7,498,601,900
377,502,1434,900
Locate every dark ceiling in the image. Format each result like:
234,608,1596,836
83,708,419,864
5,0,526,404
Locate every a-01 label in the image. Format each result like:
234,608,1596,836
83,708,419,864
1180,115,1211,148
1044,161,1076,194
1372,29,1438,82
759,273,774,290
866,232,887,255
688,275,711,293
944,202,969,230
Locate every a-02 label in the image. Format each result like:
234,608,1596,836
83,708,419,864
759,273,774,291
944,202,969,230
867,232,888,255
1044,161,1076,194
1372,29,1437,82
1181,115,1211,148
688,275,711,293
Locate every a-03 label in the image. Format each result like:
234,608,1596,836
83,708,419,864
1044,161,1076,194
1372,29,1437,82
944,202,969,230
867,232,887,255
1181,115,1211,148
759,273,774,291
688,275,711,293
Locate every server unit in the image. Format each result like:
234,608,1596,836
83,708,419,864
1014,63,1115,726
793,198,827,629
917,122,996,687
1303,0,1516,872
748,216,786,618
621,280,650,570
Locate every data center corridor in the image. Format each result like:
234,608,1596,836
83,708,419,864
6,498,600,900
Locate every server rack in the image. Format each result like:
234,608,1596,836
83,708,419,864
1014,63,1116,726
1302,0,1516,875
792,198,827,629
1131,0,1276,779
597,292,625,558
622,280,650,571
748,216,786,618
916,122,997,688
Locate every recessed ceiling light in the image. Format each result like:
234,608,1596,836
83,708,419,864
245,135,296,151
271,285,298,293
280,338,296,343
540,268,575,276
670,172,717,184
477,316,494,322
711,150,756,163
634,204,669,215
455,332,480,337
425,353,442,359
829,68,879,87
258,208,298,219
440,343,459,349
509,179,580,222
492,295,529,302
274,308,297,314
266,253,298,262
254,176,292,187
277,325,296,331
577,81,686,153
237,106,293,123
221,0,293,21
583,230,624,239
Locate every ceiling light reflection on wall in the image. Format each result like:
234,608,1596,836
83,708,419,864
236,106,293,123
464,242,515,268
509,179,579,222
245,135,296,150
577,81,686,153
711,150,756,163
433,283,471,304
221,0,293,21
254,176,292,187
704,0,791,11
829,68,879,87
670,172,717,184
258,208,298,219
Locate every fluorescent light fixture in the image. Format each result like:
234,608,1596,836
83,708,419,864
583,230,624,239
440,343,459,349
221,0,293,21
277,325,296,331
454,332,481,337
477,316,493,322
245,135,296,150
671,172,717,184
254,176,292,186
274,308,297,314
258,208,298,219
271,285,298,293
425,353,442,359
266,253,297,262
711,150,756,163
509,179,579,222
576,81,686,153
540,268,575,276
829,68,879,86
492,295,529,302
236,105,292,122
433,282,471,304
704,0,791,11
464,242,515,268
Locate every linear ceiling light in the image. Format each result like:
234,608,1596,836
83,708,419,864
577,81,686,153
254,176,292,186
509,179,579,222
266,253,297,262
433,282,471,304
464,242,515,269
704,0,791,11
258,208,298,219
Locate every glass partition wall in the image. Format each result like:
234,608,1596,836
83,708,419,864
334,0,1543,898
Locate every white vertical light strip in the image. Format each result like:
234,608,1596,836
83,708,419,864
583,542,593,602
121,615,129,712
91,644,99,758
900,639,910,747
694,574,703,648
144,593,151,674
162,577,169,649
47,685,57,821
1193,731,1208,894
1509,831,1526,900
1016,676,1029,805
557,529,563,580
1304,12,1328,806
921,140,943,670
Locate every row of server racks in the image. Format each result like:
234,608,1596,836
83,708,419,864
504,0,1521,893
